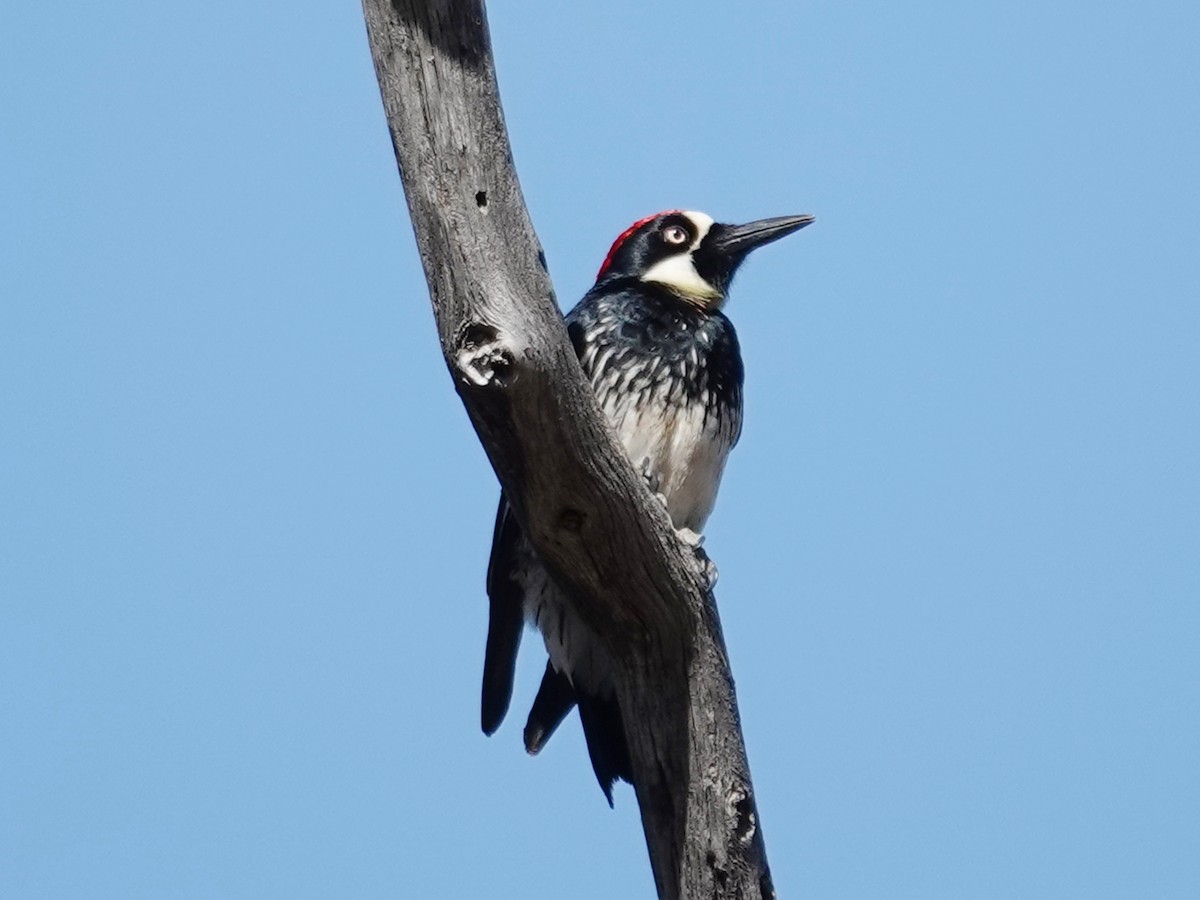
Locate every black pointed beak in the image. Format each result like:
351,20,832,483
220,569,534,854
692,214,813,297
708,214,815,258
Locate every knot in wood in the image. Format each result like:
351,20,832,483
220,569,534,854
557,507,585,533
455,322,512,387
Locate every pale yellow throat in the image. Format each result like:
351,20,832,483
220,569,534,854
639,209,723,308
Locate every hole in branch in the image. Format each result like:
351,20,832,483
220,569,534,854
475,190,488,208
734,794,756,844
460,322,498,350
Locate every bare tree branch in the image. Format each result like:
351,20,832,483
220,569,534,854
361,2,774,896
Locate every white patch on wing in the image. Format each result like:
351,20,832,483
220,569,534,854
640,210,721,303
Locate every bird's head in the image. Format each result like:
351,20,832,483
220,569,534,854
595,209,814,309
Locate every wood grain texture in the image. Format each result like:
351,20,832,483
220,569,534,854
360,2,774,896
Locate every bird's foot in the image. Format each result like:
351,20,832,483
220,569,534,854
676,527,718,588
640,459,669,509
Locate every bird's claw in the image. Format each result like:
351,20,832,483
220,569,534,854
640,462,715,586
640,459,669,508
675,527,718,587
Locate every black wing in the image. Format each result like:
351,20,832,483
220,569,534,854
480,498,526,735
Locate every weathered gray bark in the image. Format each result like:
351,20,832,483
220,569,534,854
360,2,774,896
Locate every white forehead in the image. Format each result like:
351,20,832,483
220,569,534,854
680,211,715,248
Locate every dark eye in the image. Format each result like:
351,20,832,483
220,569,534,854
662,224,689,245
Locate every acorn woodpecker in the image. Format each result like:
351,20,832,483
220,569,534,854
481,209,813,802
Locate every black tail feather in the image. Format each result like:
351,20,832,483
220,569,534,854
576,692,633,806
480,593,523,735
524,663,577,754
482,500,525,735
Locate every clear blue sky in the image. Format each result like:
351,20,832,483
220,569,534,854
3,2,1198,898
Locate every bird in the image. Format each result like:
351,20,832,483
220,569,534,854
480,209,813,802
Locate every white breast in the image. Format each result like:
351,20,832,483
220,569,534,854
602,386,734,532
519,387,733,694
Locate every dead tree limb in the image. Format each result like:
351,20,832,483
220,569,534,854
361,2,774,896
